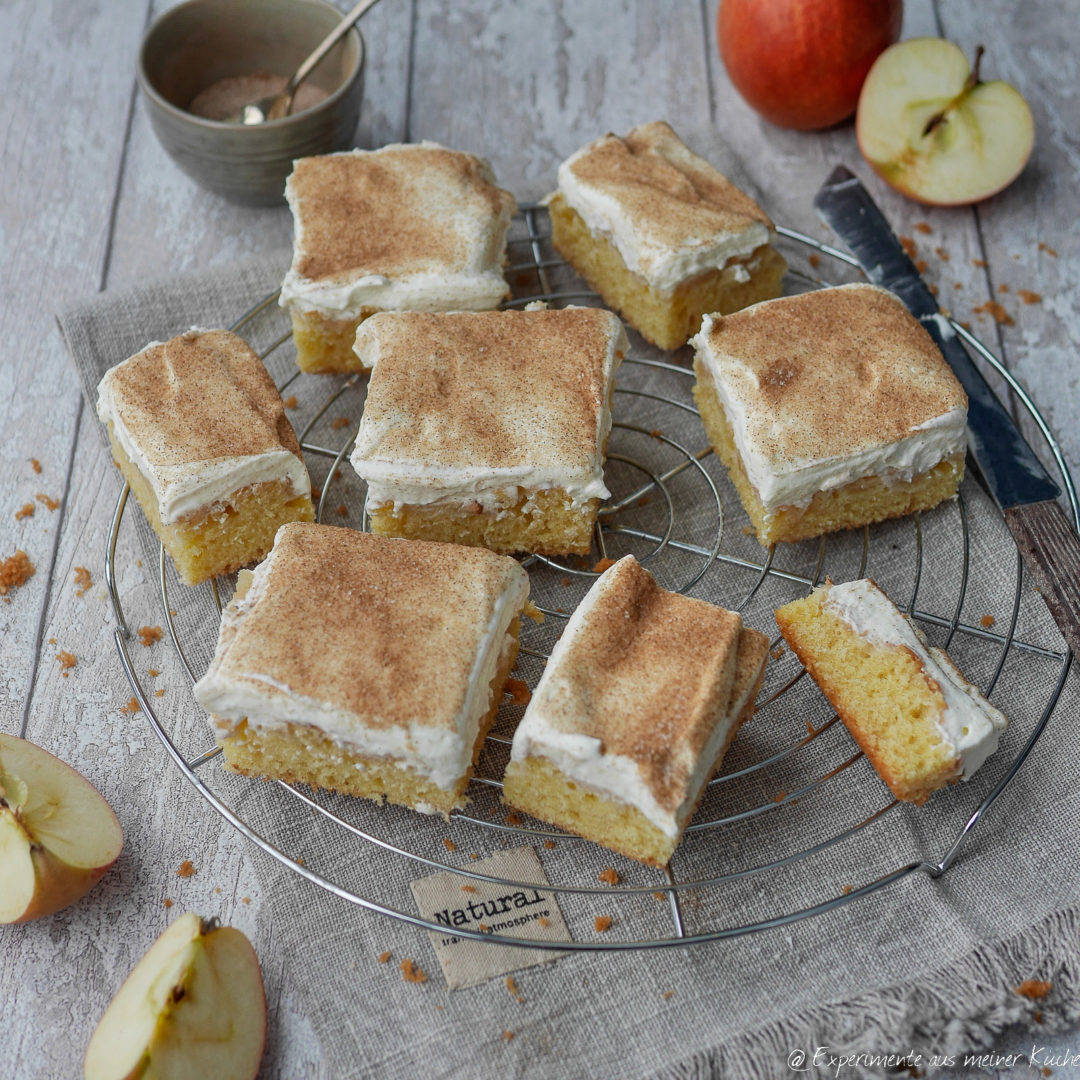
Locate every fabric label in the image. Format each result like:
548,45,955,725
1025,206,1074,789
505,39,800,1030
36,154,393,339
410,846,569,989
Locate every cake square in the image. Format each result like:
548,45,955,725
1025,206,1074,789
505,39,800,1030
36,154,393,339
96,329,314,586
349,306,627,556
502,555,769,866
193,524,530,816
691,283,969,546
775,579,1007,804
280,142,516,374
548,121,787,350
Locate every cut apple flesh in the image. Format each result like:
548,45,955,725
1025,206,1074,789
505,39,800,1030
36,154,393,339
857,37,1034,206
0,733,123,924
85,914,267,1080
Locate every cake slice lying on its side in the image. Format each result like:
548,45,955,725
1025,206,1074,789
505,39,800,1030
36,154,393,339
96,329,314,586
549,121,786,350
502,555,769,866
280,142,516,374
691,283,969,546
350,305,626,556
775,578,1007,804
193,524,530,817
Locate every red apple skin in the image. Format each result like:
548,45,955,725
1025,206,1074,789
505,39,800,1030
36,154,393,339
717,0,904,130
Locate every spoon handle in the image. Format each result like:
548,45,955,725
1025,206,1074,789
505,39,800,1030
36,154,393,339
284,0,383,101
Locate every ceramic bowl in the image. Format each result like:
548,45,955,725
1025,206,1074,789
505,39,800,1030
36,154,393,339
138,0,364,206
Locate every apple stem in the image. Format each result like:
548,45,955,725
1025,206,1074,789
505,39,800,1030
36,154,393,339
922,44,986,138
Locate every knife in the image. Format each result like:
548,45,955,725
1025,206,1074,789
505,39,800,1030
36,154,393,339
814,165,1080,662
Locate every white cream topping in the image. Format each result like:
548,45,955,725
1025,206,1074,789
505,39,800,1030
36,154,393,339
279,142,513,319
350,307,625,512
822,579,1007,779
556,150,770,295
691,313,969,518
508,573,758,838
96,350,310,527
193,553,528,797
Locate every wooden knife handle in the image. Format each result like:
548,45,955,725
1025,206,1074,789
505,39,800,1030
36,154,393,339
1005,499,1080,661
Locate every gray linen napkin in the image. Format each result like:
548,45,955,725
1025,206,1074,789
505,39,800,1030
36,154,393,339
59,233,1080,1080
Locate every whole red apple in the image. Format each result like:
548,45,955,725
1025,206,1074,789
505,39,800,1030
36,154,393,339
717,0,903,130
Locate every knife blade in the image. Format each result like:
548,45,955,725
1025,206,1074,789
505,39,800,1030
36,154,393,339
813,165,1080,662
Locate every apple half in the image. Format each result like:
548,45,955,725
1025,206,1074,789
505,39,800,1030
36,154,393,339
85,912,267,1080
0,732,123,924
857,38,1035,206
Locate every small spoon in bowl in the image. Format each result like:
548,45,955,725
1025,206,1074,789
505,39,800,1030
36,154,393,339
235,0,383,125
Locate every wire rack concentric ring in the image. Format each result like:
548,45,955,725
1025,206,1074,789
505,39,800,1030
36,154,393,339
105,205,1077,951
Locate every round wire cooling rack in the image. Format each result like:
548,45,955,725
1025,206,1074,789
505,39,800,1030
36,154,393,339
105,204,1078,952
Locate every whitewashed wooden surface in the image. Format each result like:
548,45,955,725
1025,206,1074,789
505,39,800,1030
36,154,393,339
1,1,1077,1076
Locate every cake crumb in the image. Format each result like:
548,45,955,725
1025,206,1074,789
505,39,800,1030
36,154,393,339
242,896,250,904
934,247,950,261
283,395,298,409
14,503,34,520
972,257,988,268
1014,979,1051,1001
594,916,612,933
148,668,160,677
154,688,165,697
177,860,196,878
928,283,938,297
597,867,619,885
215,887,221,893
914,258,928,274
400,958,428,984
442,838,456,851
649,428,664,440
0,550,35,594
998,282,1010,293
478,923,489,932
378,951,392,963
523,600,544,623
973,300,1014,326
1041,1068,1052,1077
331,417,351,429
636,496,651,507
808,253,821,269
561,576,571,587
461,884,476,893
163,898,173,908
899,236,918,258
914,222,932,234
121,697,140,714
335,504,349,517
56,651,76,677
1038,242,1057,257
592,557,617,574
662,990,675,1000
842,885,854,895
653,892,666,901
1035,1010,1043,1024
538,916,549,927
502,1031,515,1042
48,637,56,645
771,645,785,660
543,840,556,849
469,853,479,860
138,625,163,647
1018,289,1042,305
505,677,531,705
73,566,93,596
30,458,42,473
955,282,963,289
774,790,787,803
505,976,522,1001
505,811,523,826
980,614,995,628
35,493,60,511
